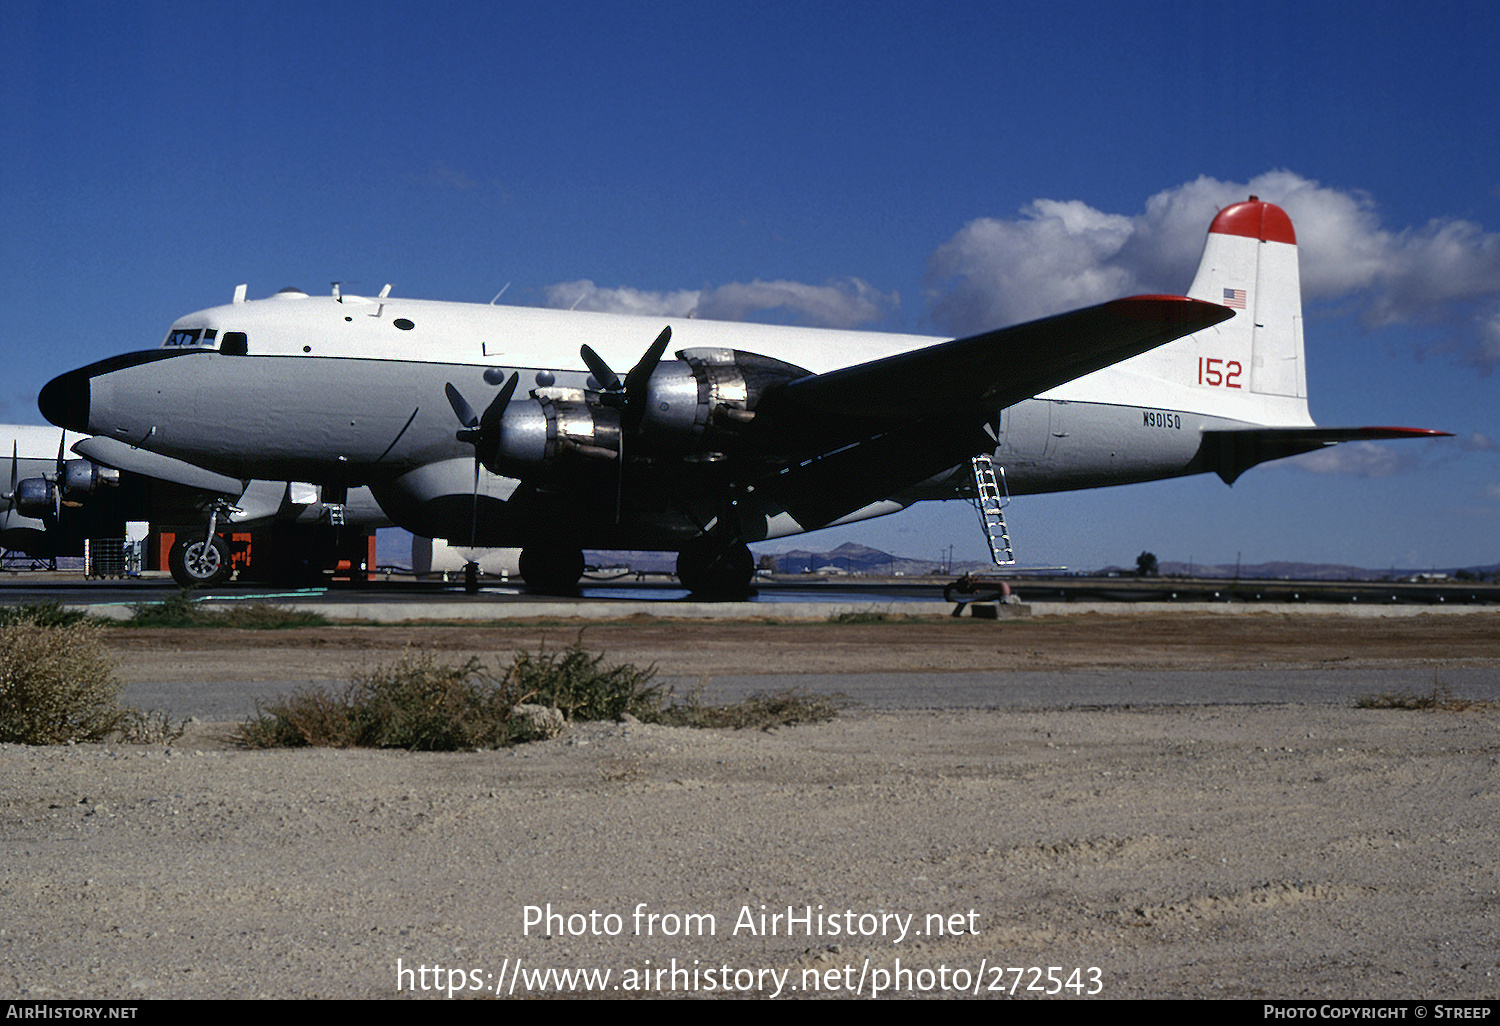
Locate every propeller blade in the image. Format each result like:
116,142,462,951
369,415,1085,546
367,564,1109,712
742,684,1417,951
580,345,622,393
445,383,480,429
623,325,671,398
53,432,65,519
474,372,519,473
622,326,672,430
7,441,16,500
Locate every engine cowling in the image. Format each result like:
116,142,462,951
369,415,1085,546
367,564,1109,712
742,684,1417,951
478,349,808,475
13,477,57,518
62,459,120,502
486,389,623,469
639,348,808,446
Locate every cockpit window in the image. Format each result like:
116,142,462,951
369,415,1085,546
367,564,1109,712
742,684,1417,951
162,328,221,348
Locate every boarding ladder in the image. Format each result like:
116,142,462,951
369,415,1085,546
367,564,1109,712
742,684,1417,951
969,455,1015,566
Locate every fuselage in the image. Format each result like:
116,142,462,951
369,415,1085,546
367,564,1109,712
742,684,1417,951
38,288,1258,548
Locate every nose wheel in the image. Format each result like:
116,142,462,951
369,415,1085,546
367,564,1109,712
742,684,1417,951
168,534,232,587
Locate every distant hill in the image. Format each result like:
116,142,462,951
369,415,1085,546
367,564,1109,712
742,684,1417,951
584,544,1495,581
1105,559,1499,581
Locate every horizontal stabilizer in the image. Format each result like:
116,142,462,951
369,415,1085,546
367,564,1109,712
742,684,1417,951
1197,426,1451,485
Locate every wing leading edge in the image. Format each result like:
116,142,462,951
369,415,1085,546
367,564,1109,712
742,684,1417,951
749,295,1233,456
744,295,1233,530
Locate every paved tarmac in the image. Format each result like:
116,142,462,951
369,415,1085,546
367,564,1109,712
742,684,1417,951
121,666,1500,722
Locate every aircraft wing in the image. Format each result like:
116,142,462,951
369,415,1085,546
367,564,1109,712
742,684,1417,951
748,295,1234,456
740,295,1233,529
1196,426,1453,484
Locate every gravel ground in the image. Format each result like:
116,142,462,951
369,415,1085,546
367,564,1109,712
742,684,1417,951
2,613,1497,1000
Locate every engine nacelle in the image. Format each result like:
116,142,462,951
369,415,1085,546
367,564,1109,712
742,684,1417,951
62,459,120,502
13,478,57,518
487,389,623,472
475,350,809,476
639,348,808,447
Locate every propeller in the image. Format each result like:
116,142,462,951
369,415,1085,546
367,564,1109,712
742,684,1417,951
446,372,520,546
579,325,672,522
581,324,671,431
52,430,66,519
446,373,519,475
2,443,16,529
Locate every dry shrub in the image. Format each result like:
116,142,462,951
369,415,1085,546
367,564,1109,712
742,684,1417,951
0,618,126,744
1357,673,1491,712
237,640,843,750
658,685,845,730
128,592,327,629
238,652,523,750
508,639,662,722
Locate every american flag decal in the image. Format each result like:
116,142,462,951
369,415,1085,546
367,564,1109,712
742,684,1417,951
1223,287,1247,309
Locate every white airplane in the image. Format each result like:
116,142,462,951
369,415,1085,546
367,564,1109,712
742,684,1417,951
36,198,1445,593
1,423,388,582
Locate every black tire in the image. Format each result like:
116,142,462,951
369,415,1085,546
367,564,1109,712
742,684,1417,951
168,534,233,587
518,544,584,593
676,537,754,597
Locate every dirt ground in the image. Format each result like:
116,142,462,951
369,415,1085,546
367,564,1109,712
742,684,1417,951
101,610,1500,682
3,612,1497,1000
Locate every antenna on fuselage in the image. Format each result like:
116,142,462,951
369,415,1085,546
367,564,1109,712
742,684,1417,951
489,283,511,306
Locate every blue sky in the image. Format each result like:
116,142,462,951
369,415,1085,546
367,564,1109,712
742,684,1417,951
3,0,1498,570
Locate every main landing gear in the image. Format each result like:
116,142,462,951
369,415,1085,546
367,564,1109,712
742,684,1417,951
517,543,585,593
675,535,754,597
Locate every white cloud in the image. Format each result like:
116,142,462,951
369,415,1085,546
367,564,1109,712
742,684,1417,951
695,278,897,328
542,280,701,318
926,201,1136,330
924,171,1500,368
1287,442,1416,477
542,277,897,330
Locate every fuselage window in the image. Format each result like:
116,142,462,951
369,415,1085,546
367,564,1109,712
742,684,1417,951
220,331,249,356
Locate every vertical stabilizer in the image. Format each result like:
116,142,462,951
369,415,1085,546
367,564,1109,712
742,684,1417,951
1055,196,1314,427
1185,197,1307,403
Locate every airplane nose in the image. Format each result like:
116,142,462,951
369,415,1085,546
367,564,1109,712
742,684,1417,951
39,367,91,433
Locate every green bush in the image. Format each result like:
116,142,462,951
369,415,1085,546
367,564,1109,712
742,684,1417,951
508,639,662,722
127,591,328,629
237,639,844,750
238,641,663,750
0,617,127,744
238,651,522,750
0,600,91,628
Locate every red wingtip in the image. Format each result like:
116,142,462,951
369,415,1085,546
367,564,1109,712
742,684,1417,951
1108,295,1237,327
1210,197,1296,245
1359,426,1454,438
